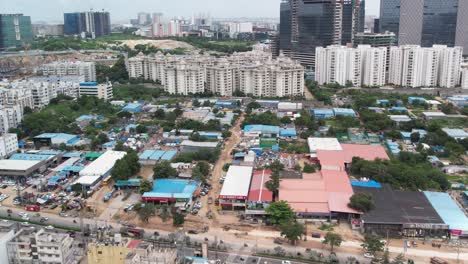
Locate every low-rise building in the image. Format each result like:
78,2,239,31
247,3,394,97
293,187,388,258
442,128,468,140
79,82,113,100
6,228,75,264
219,165,253,210
75,150,127,188
37,60,96,82
180,140,219,153
0,133,18,158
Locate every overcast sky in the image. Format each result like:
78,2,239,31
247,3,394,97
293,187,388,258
1,0,380,23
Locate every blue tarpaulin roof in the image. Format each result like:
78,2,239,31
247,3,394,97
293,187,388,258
244,125,280,134
142,179,200,199
424,191,468,232
139,150,177,161
280,128,297,137
350,180,382,188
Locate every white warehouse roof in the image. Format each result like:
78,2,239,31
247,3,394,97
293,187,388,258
0,160,41,171
79,151,126,177
219,165,253,199
308,137,342,155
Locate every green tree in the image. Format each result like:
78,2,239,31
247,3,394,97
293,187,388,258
173,212,185,227
280,221,305,245
361,235,385,254
112,158,132,181
265,201,295,225
348,193,375,212
410,132,420,143
136,125,148,133
322,232,343,253
137,203,155,223
280,116,292,124
265,169,281,198
153,161,178,179
222,130,232,139
303,163,316,173
139,179,153,194
159,204,170,222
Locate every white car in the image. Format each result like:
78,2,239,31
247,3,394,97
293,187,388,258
281,261,291,264
363,252,374,259
21,221,30,226
45,225,54,230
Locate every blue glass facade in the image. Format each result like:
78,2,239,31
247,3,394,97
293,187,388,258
64,13,82,35
380,0,461,48
379,0,401,36
421,0,458,47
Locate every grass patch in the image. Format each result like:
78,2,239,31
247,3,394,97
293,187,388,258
318,223,335,231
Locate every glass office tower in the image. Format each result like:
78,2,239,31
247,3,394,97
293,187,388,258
0,14,33,50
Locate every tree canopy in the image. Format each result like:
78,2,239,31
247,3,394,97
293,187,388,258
348,193,375,213
349,154,450,191
112,151,140,181
361,235,385,255
265,201,295,225
280,221,305,245
322,232,343,253
153,161,178,179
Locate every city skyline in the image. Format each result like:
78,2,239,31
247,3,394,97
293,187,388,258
1,0,380,23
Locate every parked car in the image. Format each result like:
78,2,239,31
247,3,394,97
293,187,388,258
311,232,321,238
45,225,54,230
187,230,198,234
364,253,374,259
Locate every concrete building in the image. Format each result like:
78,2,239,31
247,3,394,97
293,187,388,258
6,228,75,264
87,244,128,264
79,82,113,100
0,105,23,134
206,60,234,96
462,68,468,89
32,24,64,37
38,61,96,82
0,133,18,158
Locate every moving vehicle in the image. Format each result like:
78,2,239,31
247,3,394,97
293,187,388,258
127,228,145,238
25,205,40,212
45,225,54,230
364,252,374,259
430,257,448,264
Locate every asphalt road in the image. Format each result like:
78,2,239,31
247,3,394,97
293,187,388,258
0,206,367,264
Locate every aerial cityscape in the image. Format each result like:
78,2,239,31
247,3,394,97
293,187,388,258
0,0,468,263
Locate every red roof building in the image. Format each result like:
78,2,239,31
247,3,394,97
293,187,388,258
317,144,389,171
248,170,273,202
279,170,360,217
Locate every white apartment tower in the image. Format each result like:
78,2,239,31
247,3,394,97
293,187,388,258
127,50,303,97
389,45,460,88
315,45,362,87
361,46,387,87
164,62,205,95
435,45,463,88
206,59,234,96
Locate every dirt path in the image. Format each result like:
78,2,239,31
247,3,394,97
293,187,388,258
304,85,315,100
197,114,245,227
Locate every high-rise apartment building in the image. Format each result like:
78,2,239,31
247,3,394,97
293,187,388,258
435,45,463,88
279,0,364,68
0,14,33,50
315,45,388,87
389,45,461,88
64,11,110,38
164,63,205,95
380,0,468,54
128,50,304,97
315,45,362,87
